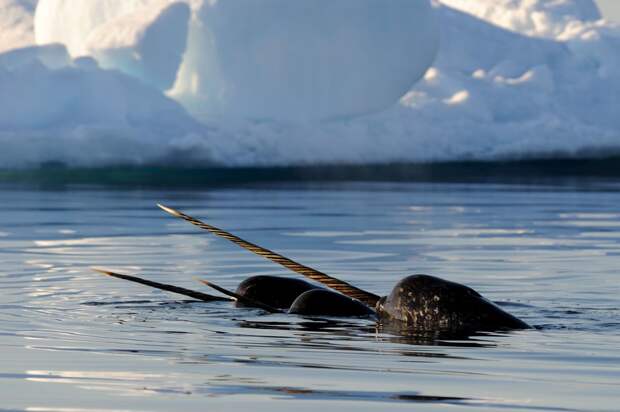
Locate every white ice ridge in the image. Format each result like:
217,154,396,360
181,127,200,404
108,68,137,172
0,0,619,167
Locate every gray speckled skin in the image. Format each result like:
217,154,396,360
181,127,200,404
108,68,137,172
376,275,530,332
235,275,318,309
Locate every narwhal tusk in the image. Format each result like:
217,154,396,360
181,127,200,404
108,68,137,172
157,204,381,307
198,279,282,313
93,268,233,303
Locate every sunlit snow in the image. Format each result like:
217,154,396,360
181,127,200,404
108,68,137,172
0,0,618,167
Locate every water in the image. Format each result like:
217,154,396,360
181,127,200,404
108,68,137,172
1,182,619,412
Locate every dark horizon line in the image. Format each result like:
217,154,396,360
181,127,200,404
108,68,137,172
2,156,620,187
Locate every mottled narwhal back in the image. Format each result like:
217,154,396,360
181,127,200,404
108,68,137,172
377,275,530,332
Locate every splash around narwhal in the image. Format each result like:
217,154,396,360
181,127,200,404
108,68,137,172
94,204,530,334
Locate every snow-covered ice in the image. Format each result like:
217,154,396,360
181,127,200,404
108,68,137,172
0,0,619,168
35,0,438,120
0,0,37,53
35,0,191,90
441,0,602,38
0,43,200,168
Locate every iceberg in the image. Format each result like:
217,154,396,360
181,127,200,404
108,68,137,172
0,43,69,70
35,0,191,91
0,0,37,53
35,0,177,56
441,0,602,38
35,0,438,121
170,0,439,121
85,2,190,91
0,0,619,168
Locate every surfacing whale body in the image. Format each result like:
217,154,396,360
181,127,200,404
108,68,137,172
95,204,530,333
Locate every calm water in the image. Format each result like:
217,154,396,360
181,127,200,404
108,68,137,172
0,182,619,412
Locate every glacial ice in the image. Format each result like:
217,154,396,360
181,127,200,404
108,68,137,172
0,43,69,70
35,0,191,90
0,0,37,53
441,0,602,38
0,0,619,167
85,2,190,90
34,0,175,56
170,0,439,121
0,43,201,168
35,0,438,121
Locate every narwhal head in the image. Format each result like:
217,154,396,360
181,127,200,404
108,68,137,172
377,275,530,332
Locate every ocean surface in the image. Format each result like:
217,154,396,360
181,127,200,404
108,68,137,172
1,181,619,412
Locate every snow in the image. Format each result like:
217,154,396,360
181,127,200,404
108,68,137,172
35,0,438,120
35,0,172,56
85,2,190,90
0,43,201,168
0,0,619,168
35,0,191,90
0,0,37,53
441,0,601,38
0,43,69,70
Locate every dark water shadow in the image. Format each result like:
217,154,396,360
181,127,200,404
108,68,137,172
206,384,470,404
187,384,582,411
237,317,503,349
81,297,527,350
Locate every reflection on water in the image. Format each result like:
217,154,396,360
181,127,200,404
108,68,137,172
0,183,619,412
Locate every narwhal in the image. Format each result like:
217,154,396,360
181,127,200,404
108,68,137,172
95,204,530,333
